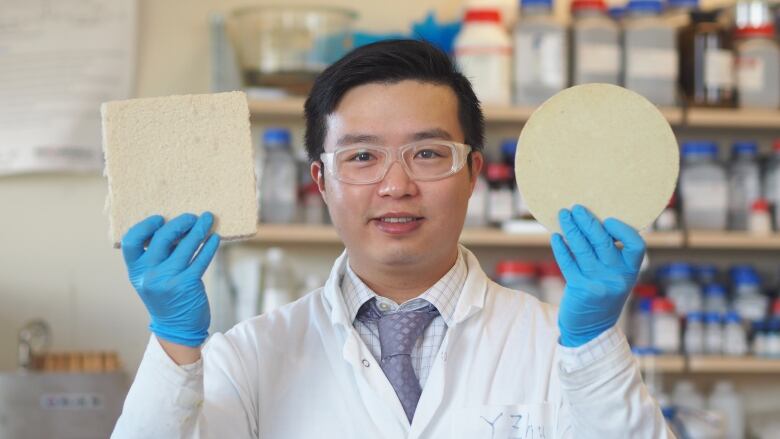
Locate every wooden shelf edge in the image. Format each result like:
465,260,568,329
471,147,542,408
636,354,687,372
688,356,780,373
686,231,780,250
686,108,780,129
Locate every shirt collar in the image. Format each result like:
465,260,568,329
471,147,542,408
341,248,466,327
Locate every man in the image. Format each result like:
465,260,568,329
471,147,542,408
112,40,672,438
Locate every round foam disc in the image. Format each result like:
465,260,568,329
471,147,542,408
515,83,679,234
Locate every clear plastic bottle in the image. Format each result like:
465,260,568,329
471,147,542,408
570,0,621,85
761,139,780,229
731,267,769,322
728,141,761,230
653,297,681,353
679,141,728,230
512,0,567,106
684,311,705,354
633,297,655,349
734,4,780,109
496,260,541,299
723,311,748,356
260,247,297,314
704,312,723,354
260,128,298,223
707,380,745,439
703,283,729,315
664,262,703,317
455,8,512,105
622,0,678,107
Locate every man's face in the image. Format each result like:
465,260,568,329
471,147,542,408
311,80,483,270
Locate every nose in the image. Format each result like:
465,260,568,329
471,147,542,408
376,160,419,198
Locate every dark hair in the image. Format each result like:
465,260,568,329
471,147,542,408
303,39,485,164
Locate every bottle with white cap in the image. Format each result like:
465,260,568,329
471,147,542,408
454,8,512,105
622,0,678,107
512,0,567,106
570,0,622,86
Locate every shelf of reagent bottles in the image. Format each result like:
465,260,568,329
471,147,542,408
248,224,683,249
686,231,780,250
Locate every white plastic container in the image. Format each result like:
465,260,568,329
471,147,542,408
728,141,761,231
570,0,621,85
684,311,705,354
653,297,680,353
496,260,541,299
748,198,772,233
679,141,728,230
735,24,780,109
731,267,768,322
622,0,678,106
512,0,567,106
707,380,745,439
672,379,705,410
455,8,512,105
260,128,298,223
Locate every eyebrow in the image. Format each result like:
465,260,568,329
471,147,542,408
335,128,454,147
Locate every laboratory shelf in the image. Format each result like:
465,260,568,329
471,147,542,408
248,224,684,249
247,98,685,126
685,108,780,130
687,356,780,374
685,231,780,250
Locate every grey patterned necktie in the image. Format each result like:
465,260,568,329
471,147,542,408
357,299,439,424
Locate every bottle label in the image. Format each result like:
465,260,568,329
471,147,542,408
577,43,620,75
456,46,511,105
627,48,678,79
682,180,728,211
515,33,565,88
488,189,514,223
704,49,735,88
736,55,765,92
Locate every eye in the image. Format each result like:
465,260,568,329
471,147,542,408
346,150,376,162
415,149,441,159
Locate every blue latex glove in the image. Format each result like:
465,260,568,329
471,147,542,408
121,212,221,347
550,205,646,347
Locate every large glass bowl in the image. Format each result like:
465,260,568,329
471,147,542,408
229,5,357,94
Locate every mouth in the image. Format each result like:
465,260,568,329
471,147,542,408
371,213,425,235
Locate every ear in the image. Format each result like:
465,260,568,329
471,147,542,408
468,151,484,193
310,161,328,204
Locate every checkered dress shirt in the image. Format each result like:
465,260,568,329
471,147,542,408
341,249,465,388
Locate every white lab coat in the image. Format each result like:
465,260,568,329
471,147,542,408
112,246,673,439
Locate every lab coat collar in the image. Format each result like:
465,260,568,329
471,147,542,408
322,244,487,331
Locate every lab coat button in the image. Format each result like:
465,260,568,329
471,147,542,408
362,359,370,367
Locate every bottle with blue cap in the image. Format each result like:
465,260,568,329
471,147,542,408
704,311,723,354
731,265,769,322
623,0,678,107
723,311,748,356
728,140,761,230
703,283,728,314
683,311,705,354
512,0,567,106
679,140,728,230
259,128,298,224
664,262,703,317
696,264,719,284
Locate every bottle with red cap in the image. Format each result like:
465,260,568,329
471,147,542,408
454,8,511,105
652,297,681,353
486,163,514,227
496,260,541,299
570,0,621,86
748,198,772,233
762,139,780,230
734,0,780,109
